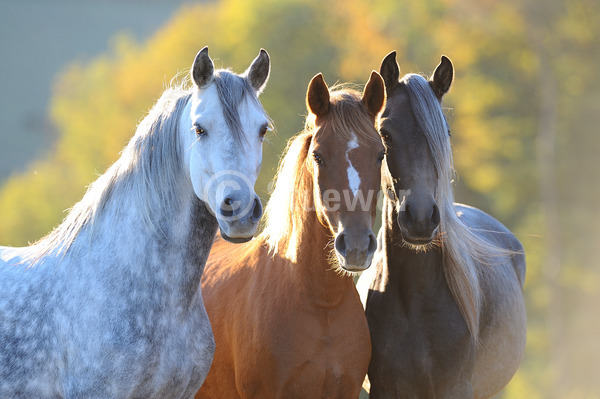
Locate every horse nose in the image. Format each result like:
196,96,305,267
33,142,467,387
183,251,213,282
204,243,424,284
251,196,262,223
219,195,263,222
399,199,440,241
335,233,347,257
431,203,440,228
219,196,236,218
367,232,377,257
218,194,262,243
334,231,377,271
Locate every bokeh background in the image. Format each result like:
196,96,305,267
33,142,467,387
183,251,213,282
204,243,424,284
1,0,599,397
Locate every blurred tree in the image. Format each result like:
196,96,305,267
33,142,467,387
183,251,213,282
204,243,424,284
1,0,599,397
0,0,394,246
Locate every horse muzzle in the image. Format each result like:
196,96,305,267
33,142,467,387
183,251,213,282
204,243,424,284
334,229,377,272
397,197,440,246
217,194,263,243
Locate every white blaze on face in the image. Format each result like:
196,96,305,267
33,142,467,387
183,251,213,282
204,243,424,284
346,131,361,197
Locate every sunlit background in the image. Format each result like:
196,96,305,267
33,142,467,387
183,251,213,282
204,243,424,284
1,0,599,397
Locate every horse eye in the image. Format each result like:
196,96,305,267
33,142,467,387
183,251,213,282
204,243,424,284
380,130,391,144
194,124,207,137
259,125,268,139
312,152,324,166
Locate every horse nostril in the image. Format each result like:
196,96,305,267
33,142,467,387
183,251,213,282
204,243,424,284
251,197,262,221
367,233,377,255
220,197,234,217
335,233,347,257
431,204,440,228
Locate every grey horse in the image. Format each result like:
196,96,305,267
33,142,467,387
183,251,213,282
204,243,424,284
0,47,270,398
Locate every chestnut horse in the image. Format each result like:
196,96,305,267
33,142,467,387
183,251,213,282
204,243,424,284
196,71,386,398
357,52,526,398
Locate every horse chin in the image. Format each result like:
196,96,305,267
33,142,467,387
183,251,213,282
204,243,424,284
217,217,259,244
219,229,254,244
336,254,373,275
399,228,439,252
340,264,370,274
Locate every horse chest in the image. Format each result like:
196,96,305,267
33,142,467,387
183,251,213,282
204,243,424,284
229,297,366,398
261,305,369,398
368,282,475,397
145,311,214,397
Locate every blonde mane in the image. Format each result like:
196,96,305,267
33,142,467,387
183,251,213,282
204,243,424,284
261,87,380,258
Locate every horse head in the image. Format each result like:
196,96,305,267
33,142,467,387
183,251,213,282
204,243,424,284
379,51,454,247
182,47,271,243
305,71,385,272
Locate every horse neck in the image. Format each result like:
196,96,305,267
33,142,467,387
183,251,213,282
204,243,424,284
379,198,446,295
286,211,356,308
71,172,218,308
157,196,219,301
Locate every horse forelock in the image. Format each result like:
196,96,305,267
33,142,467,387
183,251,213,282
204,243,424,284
212,70,268,144
401,74,453,186
27,84,193,263
306,86,381,146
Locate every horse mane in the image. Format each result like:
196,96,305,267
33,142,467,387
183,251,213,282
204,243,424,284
26,83,192,263
402,73,511,342
212,70,267,144
261,87,380,259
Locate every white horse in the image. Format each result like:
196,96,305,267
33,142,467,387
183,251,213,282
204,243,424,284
0,47,270,398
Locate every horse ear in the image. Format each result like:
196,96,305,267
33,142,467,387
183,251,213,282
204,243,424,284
380,51,400,90
430,55,454,100
306,73,330,119
191,47,214,89
362,71,385,119
244,49,270,94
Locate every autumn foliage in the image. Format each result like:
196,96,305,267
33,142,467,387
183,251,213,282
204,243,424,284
1,0,599,397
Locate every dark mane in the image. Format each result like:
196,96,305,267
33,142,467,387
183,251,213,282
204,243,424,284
213,70,266,143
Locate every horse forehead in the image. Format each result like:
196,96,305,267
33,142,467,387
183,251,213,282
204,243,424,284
382,109,420,141
190,85,266,134
314,127,380,155
237,95,268,125
382,84,412,120
190,84,223,117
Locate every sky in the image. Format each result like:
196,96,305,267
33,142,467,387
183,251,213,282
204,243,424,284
0,0,196,185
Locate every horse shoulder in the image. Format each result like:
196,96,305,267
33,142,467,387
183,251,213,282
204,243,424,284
454,203,526,287
453,204,527,397
0,247,66,397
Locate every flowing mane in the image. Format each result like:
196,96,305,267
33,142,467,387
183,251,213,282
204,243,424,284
261,87,380,258
26,84,191,262
402,73,512,340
